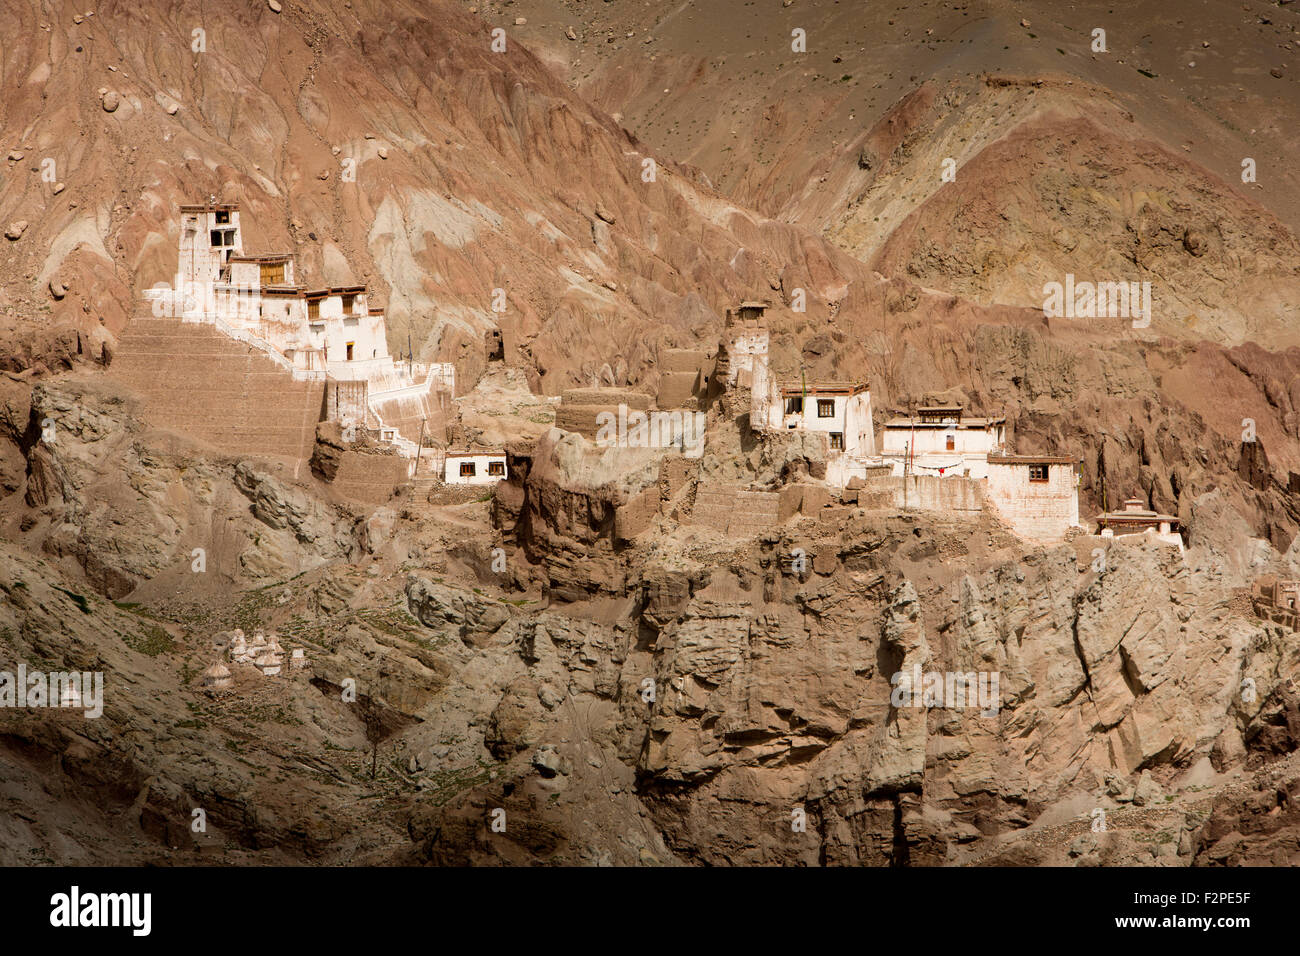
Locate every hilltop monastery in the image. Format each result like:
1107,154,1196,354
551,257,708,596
144,200,450,465
128,203,1180,548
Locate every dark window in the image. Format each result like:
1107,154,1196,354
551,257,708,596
215,210,230,225
785,397,803,415
459,462,476,477
210,229,222,246
817,399,835,418
488,462,505,476
946,434,955,451
1029,464,1049,482
346,342,354,361
829,432,844,450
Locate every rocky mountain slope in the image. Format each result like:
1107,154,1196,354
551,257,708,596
501,0,1300,344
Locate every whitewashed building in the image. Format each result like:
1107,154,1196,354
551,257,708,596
985,455,1081,540
144,201,445,465
1095,498,1183,552
778,383,874,455
881,405,1007,479
444,450,508,485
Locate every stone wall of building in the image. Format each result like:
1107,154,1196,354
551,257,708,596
856,475,985,513
554,388,652,439
108,317,325,463
327,379,369,423
330,449,412,504
985,460,1079,540
657,349,709,409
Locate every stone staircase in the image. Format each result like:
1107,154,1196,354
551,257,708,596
108,317,326,462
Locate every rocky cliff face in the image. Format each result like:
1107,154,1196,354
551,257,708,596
3,372,1300,865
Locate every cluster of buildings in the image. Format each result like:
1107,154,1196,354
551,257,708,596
729,302,1083,540
136,204,1186,546
140,199,517,488
202,629,309,696
145,200,452,469
605,299,1181,549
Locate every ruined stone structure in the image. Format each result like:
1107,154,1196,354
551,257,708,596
656,349,711,409
715,301,770,388
554,388,652,440
202,662,233,696
1252,577,1300,631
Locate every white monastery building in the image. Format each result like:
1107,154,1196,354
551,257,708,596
880,405,1007,479
144,200,448,466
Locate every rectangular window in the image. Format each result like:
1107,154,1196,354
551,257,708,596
488,462,505,476
260,262,285,285
215,210,230,225
817,399,835,418
829,432,844,451
307,299,320,321
459,462,476,477
211,229,223,247
785,397,803,415
342,293,356,313
946,435,955,451
346,342,354,361
1029,464,1049,482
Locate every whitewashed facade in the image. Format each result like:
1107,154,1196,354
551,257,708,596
444,451,508,485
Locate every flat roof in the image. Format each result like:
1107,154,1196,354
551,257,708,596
779,382,869,396
445,449,506,458
229,253,294,263
738,300,770,309
987,454,1078,465
884,417,1005,428
304,286,369,299
180,202,239,212
1096,511,1179,523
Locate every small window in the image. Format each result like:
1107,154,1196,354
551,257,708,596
829,432,844,451
1029,464,1049,482
817,399,835,418
946,434,955,451
211,229,223,246
346,342,354,361
342,293,356,313
459,462,476,477
215,210,230,225
785,397,803,415
307,300,320,321
488,461,505,476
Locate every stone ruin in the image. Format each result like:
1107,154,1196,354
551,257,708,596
1251,576,1300,631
